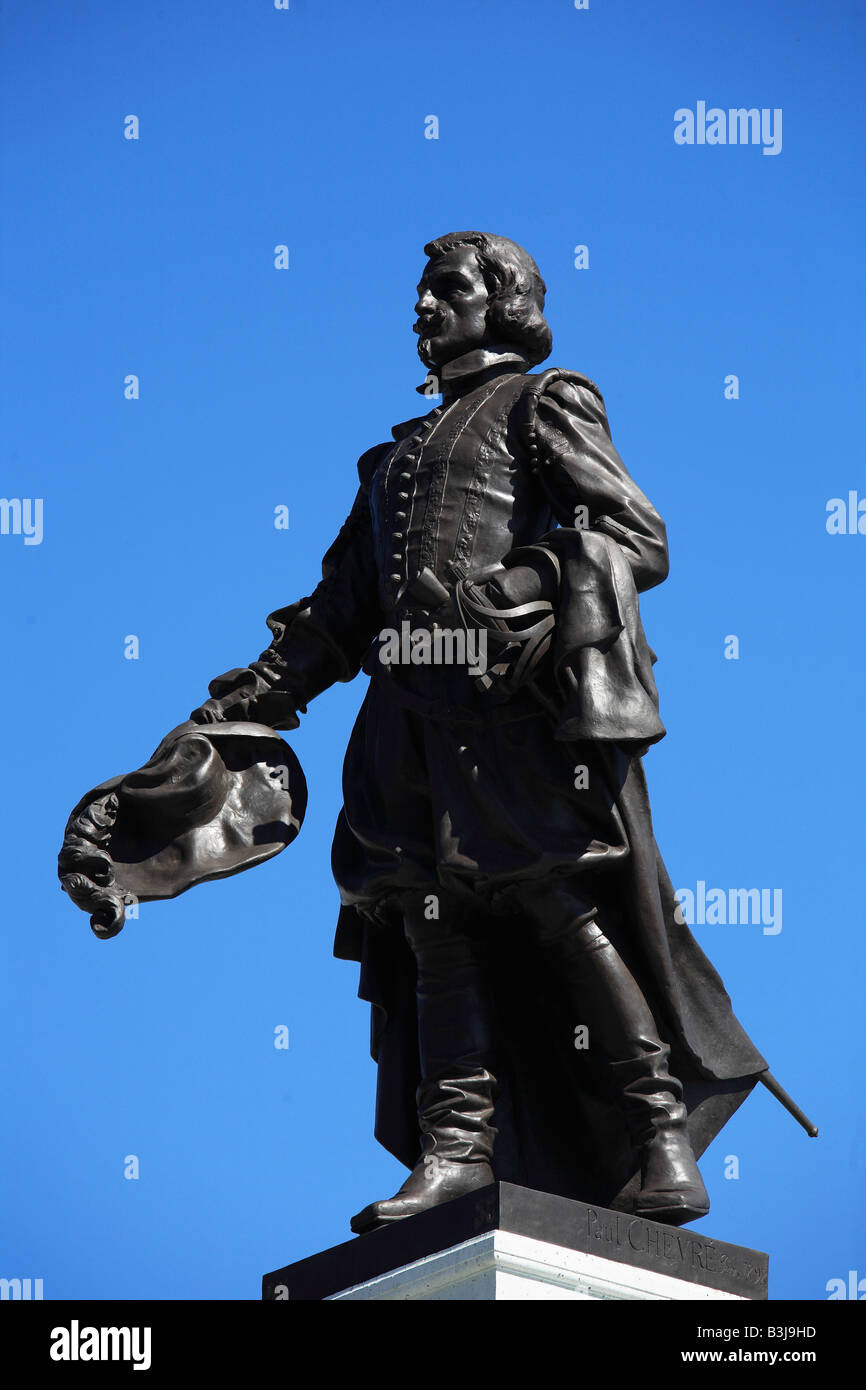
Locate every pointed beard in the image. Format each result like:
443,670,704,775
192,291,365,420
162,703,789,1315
416,336,437,368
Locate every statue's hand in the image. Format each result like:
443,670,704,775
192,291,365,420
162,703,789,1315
189,667,301,731
189,694,236,725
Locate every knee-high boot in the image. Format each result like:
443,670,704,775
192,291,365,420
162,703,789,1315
350,912,497,1235
539,914,710,1225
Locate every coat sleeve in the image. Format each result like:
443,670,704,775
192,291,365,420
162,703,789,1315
515,372,667,747
527,371,669,593
200,445,387,729
452,371,668,751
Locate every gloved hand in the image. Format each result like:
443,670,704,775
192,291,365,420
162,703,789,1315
482,561,550,610
189,667,301,730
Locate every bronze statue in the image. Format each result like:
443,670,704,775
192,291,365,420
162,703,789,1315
59,232,814,1235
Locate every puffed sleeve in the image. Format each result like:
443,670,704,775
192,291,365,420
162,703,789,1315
528,371,669,593
451,371,668,751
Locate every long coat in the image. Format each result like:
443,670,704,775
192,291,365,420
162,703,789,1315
219,355,770,1210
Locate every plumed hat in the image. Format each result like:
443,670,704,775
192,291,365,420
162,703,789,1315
58,721,306,938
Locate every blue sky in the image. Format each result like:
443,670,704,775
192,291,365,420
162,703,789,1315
1,0,863,1300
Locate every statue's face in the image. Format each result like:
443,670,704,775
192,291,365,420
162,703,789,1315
414,246,491,370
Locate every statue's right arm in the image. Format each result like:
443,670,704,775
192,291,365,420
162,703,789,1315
191,452,387,729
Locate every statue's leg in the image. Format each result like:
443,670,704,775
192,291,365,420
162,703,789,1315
520,879,710,1225
350,892,497,1234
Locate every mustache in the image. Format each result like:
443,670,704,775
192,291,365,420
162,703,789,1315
413,312,445,337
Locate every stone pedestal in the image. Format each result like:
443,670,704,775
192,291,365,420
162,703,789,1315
263,1182,768,1301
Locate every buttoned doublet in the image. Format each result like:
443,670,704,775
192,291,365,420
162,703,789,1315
239,358,671,913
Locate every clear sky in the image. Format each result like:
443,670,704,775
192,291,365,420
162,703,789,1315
1,0,864,1301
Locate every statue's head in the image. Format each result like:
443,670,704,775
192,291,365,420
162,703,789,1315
414,231,552,371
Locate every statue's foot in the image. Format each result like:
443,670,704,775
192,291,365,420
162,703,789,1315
633,1129,710,1226
350,1159,494,1235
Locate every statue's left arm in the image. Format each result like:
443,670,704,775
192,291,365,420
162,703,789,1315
460,372,669,749
527,371,669,592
